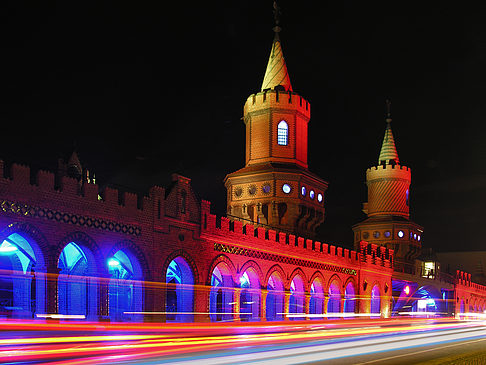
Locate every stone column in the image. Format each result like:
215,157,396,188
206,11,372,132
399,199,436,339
304,294,311,320
194,285,211,323
284,291,291,321
46,268,60,315
233,288,241,322
261,290,268,321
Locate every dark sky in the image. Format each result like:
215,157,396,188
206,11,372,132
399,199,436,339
1,1,485,252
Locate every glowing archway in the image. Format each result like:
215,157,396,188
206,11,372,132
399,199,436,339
166,256,194,322
371,285,381,315
309,277,324,319
266,271,284,321
58,241,97,318
327,280,341,316
209,262,234,322
344,281,356,315
239,268,260,321
107,249,143,321
289,275,305,320
0,232,46,317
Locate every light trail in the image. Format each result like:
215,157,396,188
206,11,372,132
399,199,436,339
0,318,484,364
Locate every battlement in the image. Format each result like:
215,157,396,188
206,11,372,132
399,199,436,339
0,160,168,216
366,163,411,181
200,201,394,270
456,270,486,293
244,89,310,119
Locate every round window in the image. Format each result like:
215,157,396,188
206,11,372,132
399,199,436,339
262,184,271,194
248,185,257,195
317,193,323,202
363,232,369,239
373,231,380,238
398,230,404,238
384,231,391,238
301,186,306,196
234,187,243,197
309,190,315,199
282,184,292,194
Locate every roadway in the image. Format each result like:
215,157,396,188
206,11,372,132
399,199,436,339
0,317,485,364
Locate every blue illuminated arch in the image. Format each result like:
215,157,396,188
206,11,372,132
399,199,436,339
209,260,234,322
239,267,261,321
289,274,305,320
0,230,47,317
371,285,381,315
266,270,284,321
165,256,194,322
327,280,341,317
57,236,99,319
108,249,144,321
344,281,356,315
309,276,324,319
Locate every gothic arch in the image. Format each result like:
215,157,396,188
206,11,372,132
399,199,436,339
309,271,325,286
0,221,49,269
288,267,308,292
264,264,287,288
206,254,237,286
343,276,358,292
56,231,101,275
239,260,264,288
162,249,199,284
326,274,343,293
108,240,150,280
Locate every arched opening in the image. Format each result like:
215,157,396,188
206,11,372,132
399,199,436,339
239,268,260,321
210,262,234,322
266,271,284,321
277,120,288,146
371,285,381,315
107,249,143,321
0,233,45,317
309,277,324,319
460,299,465,314
58,242,97,318
327,280,341,317
165,256,194,322
344,282,356,315
289,275,305,320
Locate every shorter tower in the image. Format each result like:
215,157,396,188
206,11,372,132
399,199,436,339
353,102,422,263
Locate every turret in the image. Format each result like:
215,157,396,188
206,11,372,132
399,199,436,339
353,101,422,262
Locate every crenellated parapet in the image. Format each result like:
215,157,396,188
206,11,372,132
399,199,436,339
200,200,394,274
244,89,310,119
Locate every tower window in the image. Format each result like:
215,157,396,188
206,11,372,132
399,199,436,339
277,121,288,146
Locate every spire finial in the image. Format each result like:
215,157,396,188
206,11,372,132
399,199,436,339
272,1,281,37
385,98,392,122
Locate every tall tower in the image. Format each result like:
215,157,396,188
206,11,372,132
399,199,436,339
224,6,328,238
353,101,422,263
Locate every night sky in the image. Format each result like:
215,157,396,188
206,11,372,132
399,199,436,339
1,2,485,253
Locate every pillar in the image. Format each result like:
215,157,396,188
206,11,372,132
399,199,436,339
194,284,211,323
233,288,241,322
261,290,268,321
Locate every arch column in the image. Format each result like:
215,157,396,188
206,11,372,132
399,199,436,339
194,285,211,323
233,287,241,322
98,274,110,320
304,293,311,320
284,291,291,321
46,267,60,315
261,290,267,321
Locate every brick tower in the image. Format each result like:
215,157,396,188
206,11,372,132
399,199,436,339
224,15,328,238
353,101,423,263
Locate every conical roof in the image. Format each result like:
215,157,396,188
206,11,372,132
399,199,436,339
378,119,400,165
261,34,293,92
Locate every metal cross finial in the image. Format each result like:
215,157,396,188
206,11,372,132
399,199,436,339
273,1,282,34
385,99,392,121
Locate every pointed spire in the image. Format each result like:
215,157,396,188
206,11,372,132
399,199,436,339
378,100,400,165
261,1,292,92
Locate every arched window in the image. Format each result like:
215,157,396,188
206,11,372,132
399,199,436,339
277,121,288,146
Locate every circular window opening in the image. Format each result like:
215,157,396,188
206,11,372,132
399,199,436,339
373,231,380,238
262,184,271,194
413,233,417,240
398,230,404,238
282,184,292,194
248,185,257,195
418,235,421,241
309,190,315,199
384,231,391,238
317,193,323,202
301,186,306,196
363,232,369,239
